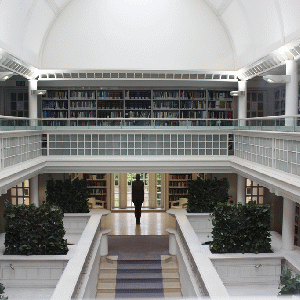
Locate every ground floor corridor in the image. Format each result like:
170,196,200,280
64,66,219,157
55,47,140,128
101,211,176,235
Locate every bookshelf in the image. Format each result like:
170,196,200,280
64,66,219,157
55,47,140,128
274,88,285,116
83,173,108,208
153,90,179,118
41,88,237,124
42,90,68,119
207,90,233,119
125,90,151,118
180,90,206,119
247,91,264,118
168,173,193,208
97,90,124,118
69,90,96,118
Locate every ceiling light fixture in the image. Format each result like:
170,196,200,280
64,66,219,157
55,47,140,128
230,91,245,97
263,75,291,83
31,90,47,95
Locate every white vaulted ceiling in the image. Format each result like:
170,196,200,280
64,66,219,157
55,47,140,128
0,0,299,71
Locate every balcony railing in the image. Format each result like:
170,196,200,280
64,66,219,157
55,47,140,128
0,115,299,131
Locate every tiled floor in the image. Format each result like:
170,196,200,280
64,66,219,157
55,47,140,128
101,211,176,235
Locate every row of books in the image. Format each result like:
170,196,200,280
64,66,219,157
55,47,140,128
43,100,68,109
70,111,96,118
169,181,188,187
70,101,96,108
90,189,106,195
125,101,151,109
43,111,68,118
181,111,207,118
98,101,123,109
208,91,232,99
98,91,123,99
154,112,179,118
209,111,233,119
170,174,192,180
153,101,179,109
83,174,106,180
87,181,106,187
208,100,233,109
169,189,188,195
125,111,151,118
180,91,206,99
70,91,96,99
98,112,123,118
125,90,151,99
153,91,179,99
181,100,206,109
44,91,68,99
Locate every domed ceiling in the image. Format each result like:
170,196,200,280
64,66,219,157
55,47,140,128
0,0,299,71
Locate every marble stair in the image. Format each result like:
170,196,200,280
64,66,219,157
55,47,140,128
96,255,182,299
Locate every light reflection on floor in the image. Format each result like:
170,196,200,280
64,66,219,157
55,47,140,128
101,211,175,235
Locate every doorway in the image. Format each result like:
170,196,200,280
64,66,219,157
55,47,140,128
112,173,163,210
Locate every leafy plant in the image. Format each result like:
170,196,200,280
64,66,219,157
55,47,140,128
210,201,271,253
186,177,230,213
4,202,68,255
0,283,8,299
279,268,300,295
46,177,90,213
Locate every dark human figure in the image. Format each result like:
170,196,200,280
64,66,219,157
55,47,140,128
132,174,144,224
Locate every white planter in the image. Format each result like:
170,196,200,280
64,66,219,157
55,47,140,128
209,254,282,296
63,213,90,245
186,213,213,244
0,246,75,288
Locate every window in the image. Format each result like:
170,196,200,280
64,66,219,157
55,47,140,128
127,173,149,207
114,173,119,208
10,180,30,205
246,179,264,204
156,173,162,207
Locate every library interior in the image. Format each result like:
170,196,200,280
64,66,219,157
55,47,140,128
0,0,300,299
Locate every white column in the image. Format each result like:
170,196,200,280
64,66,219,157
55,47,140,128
282,198,296,251
29,175,39,207
237,174,246,204
119,173,128,209
28,79,38,128
285,60,298,127
149,173,156,209
238,80,247,126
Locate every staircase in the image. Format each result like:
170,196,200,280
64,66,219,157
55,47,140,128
96,255,182,298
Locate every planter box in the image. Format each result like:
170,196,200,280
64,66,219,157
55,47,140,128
210,255,282,296
187,213,213,244
63,213,90,245
0,246,75,288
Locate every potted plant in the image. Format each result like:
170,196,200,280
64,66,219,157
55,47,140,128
186,177,230,243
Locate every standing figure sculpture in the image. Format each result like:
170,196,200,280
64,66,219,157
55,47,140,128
132,174,144,224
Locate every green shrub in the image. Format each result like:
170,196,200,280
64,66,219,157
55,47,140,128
4,202,68,255
210,201,271,253
46,177,90,213
186,177,230,213
279,268,300,295
0,282,8,299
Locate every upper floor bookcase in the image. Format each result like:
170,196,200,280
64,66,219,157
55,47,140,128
41,88,234,125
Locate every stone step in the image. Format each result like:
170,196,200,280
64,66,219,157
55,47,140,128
162,272,180,279
99,271,117,280
163,281,181,289
115,281,163,290
164,291,182,298
114,291,165,298
95,291,115,298
97,282,116,291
